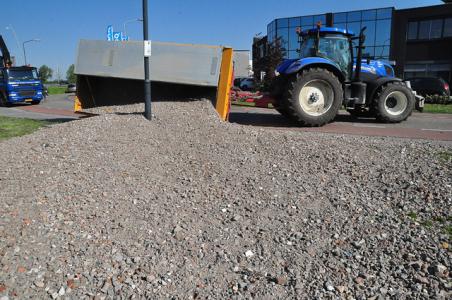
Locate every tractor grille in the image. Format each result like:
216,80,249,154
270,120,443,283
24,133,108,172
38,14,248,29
18,90,36,97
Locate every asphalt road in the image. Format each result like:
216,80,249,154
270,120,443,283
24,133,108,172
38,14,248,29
0,94,78,120
229,105,452,141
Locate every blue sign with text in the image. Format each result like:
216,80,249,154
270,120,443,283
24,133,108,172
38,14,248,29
107,25,113,41
113,32,121,41
107,25,129,41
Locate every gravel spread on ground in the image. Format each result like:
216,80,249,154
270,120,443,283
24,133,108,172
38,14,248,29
0,100,451,299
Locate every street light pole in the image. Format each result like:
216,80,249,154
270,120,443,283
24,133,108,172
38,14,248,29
23,39,40,65
123,18,143,40
5,25,23,65
143,0,152,120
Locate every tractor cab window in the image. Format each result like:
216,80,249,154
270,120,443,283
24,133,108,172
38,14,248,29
299,34,352,79
299,36,317,58
317,35,351,78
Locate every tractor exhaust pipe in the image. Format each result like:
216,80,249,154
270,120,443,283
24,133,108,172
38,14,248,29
353,27,367,82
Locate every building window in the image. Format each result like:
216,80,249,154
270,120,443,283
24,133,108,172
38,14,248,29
377,8,392,20
418,20,431,39
347,11,361,23
289,17,301,27
334,23,347,30
404,63,451,84
407,18,452,40
268,8,392,60
301,16,313,27
361,20,376,45
347,22,361,37
430,19,443,39
333,13,347,23
276,27,289,50
362,9,376,21
444,18,452,37
289,28,300,51
407,22,418,40
277,18,289,28
375,19,392,46
408,18,452,40
313,14,326,25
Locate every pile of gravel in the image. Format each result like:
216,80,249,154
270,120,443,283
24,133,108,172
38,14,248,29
0,100,451,299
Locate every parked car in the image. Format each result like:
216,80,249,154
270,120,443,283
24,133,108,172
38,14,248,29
233,77,246,88
239,78,255,91
407,77,450,100
65,84,76,93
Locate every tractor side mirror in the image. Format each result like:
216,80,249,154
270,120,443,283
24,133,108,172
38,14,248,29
359,26,367,44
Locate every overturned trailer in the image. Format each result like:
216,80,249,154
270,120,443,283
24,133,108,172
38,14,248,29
74,40,234,120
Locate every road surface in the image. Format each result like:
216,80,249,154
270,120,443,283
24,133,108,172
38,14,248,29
230,105,452,141
0,94,79,120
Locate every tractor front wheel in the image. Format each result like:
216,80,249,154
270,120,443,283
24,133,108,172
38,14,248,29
270,76,294,119
373,82,414,123
287,68,343,126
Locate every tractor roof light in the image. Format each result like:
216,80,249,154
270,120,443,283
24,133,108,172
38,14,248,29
316,21,322,29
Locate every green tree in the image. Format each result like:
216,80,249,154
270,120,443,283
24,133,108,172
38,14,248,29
253,37,286,91
66,64,76,83
38,65,53,83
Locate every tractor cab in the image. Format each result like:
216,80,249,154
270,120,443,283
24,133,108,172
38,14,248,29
297,27,354,80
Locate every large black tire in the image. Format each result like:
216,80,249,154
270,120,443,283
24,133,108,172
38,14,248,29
270,76,294,119
0,93,10,107
287,68,343,126
373,82,415,123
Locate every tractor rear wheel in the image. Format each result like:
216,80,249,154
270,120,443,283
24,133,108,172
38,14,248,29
287,68,343,126
373,82,414,123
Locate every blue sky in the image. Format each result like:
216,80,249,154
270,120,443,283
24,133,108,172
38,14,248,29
1,0,443,79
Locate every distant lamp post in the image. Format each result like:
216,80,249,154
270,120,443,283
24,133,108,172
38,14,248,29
5,25,23,65
123,18,143,39
23,39,40,65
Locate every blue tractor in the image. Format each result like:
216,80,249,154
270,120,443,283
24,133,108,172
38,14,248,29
272,25,421,126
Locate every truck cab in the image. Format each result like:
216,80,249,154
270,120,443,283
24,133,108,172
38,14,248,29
0,66,45,106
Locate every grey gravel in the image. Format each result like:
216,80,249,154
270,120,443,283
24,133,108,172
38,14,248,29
0,100,451,299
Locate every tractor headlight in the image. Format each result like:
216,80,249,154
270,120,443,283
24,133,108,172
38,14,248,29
9,93,17,96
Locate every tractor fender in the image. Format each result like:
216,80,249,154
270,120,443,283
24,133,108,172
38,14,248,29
284,57,344,80
366,77,403,105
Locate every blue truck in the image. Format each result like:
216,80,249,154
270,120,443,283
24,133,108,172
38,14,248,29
0,35,44,106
